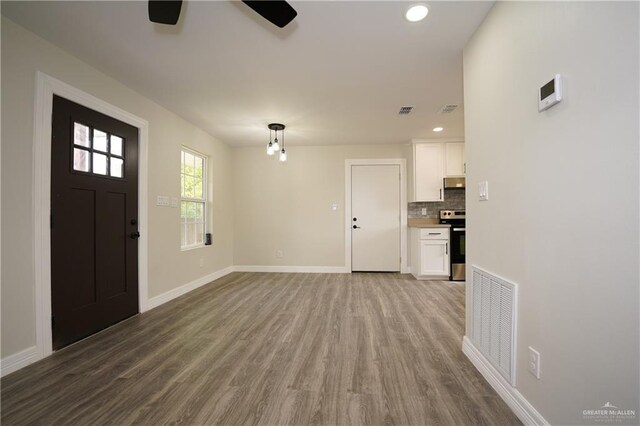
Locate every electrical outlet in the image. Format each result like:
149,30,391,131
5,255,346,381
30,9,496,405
421,208,427,216
276,250,284,258
528,346,541,379
331,203,338,211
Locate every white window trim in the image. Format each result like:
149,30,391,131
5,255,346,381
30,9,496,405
180,147,208,251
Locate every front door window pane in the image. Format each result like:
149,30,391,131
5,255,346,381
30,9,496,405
110,136,123,156
110,157,123,178
74,123,90,147
73,148,90,172
93,152,108,175
93,130,108,152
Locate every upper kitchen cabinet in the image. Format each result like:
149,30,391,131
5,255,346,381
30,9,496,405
408,140,465,202
445,142,466,176
412,143,444,202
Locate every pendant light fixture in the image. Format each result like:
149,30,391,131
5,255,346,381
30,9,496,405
266,128,275,155
266,123,287,162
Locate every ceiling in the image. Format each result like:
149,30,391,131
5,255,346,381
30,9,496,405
1,1,493,147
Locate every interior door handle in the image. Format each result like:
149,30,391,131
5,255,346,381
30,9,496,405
352,225,361,229
130,231,140,239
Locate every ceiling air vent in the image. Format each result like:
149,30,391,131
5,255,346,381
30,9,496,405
398,106,414,115
438,104,459,114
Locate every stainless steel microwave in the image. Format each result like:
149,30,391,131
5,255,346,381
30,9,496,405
444,177,465,189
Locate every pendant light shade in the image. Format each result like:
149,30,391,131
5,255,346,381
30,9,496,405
266,123,287,162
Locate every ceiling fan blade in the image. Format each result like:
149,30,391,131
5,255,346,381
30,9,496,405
149,0,183,25
241,1,297,28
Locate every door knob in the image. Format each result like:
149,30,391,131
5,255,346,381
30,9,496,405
352,225,361,229
130,231,140,239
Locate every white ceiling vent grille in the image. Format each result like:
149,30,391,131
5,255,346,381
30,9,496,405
398,106,414,115
438,104,458,114
471,265,517,386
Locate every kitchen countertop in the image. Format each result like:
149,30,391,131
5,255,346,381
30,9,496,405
407,218,451,228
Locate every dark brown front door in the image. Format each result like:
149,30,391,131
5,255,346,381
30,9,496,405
51,95,139,350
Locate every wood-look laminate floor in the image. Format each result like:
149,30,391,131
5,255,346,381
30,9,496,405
1,272,521,425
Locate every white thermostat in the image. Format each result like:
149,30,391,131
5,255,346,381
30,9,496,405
538,74,562,112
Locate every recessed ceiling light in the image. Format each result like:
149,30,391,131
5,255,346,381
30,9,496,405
405,4,429,23
433,127,444,132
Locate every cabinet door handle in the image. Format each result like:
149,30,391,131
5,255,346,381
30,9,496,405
439,189,442,200
445,242,448,255
464,163,466,174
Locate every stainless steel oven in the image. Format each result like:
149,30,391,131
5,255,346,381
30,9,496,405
439,210,465,281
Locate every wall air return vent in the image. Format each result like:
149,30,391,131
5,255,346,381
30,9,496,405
438,104,458,114
471,265,517,386
398,106,414,115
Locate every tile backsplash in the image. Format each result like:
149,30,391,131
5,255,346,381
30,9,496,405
408,188,465,218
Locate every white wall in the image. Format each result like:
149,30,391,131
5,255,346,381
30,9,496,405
232,144,409,268
464,2,639,424
1,18,234,358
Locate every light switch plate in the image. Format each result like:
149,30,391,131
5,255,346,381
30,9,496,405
478,181,489,201
421,208,427,216
156,195,170,206
331,203,338,211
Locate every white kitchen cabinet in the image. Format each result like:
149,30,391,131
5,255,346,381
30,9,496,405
410,227,450,280
445,142,466,176
413,143,444,202
419,240,450,276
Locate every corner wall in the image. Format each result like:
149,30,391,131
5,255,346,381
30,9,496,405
1,18,234,358
463,2,639,424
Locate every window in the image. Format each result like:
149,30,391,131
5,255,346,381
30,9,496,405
181,148,207,249
73,122,124,178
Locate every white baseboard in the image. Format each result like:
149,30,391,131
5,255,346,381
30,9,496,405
234,265,350,273
1,346,39,377
462,336,549,426
146,265,235,310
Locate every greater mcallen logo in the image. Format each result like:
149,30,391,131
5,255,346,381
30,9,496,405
582,402,636,423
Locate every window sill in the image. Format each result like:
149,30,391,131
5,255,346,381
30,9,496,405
181,244,210,252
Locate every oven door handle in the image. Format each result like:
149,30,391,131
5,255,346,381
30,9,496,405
453,227,466,232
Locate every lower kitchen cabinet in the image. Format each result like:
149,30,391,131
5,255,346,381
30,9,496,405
411,227,450,280
419,240,450,276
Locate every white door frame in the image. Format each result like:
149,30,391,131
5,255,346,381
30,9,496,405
345,159,408,273
33,71,149,360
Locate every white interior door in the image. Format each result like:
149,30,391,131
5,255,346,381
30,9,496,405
351,165,400,271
